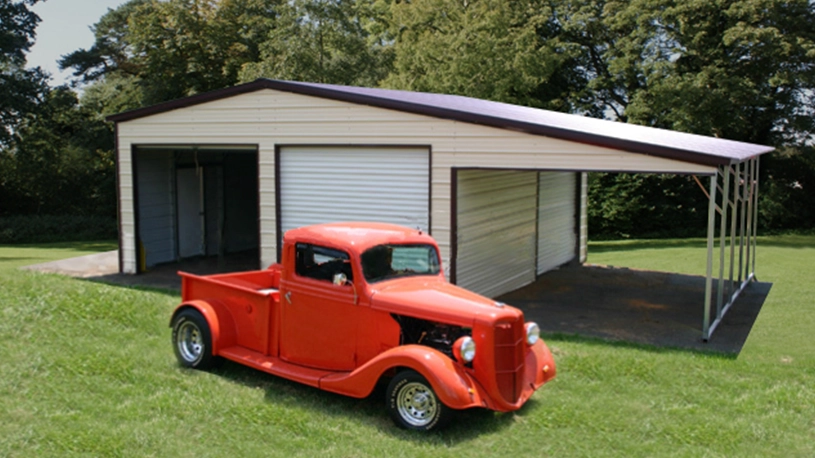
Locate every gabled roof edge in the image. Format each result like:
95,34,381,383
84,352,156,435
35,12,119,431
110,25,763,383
106,79,774,167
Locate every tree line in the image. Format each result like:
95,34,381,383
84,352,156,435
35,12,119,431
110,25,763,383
2,0,813,240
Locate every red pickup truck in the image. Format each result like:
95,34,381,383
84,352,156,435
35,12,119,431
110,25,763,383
171,222,556,430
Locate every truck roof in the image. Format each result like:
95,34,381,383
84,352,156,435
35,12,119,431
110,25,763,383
283,222,437,256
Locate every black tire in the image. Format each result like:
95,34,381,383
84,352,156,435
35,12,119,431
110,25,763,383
386,370,452,431
171,309,217,370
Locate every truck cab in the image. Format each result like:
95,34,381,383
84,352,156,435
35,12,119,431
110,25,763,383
171,222,556,431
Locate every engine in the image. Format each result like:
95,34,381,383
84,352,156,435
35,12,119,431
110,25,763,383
392,315,470,359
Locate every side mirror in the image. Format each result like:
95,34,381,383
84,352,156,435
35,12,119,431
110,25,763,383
332,272,349,286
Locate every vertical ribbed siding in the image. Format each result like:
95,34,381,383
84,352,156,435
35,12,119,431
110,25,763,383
279,146,430,234
135,150,176,267
537,172,577,274
456,170,537,298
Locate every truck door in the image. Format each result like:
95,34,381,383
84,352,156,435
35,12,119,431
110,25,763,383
279,243,359,371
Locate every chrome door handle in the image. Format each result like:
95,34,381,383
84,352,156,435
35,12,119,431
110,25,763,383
284,291,291,304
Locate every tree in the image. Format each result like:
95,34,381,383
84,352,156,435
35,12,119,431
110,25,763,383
60,0,280,108
239,0,393,86
0,87,115,215
541,0,815,144
384,0,580,110
542,0,815,236
0,0,48,147
624,0,815,146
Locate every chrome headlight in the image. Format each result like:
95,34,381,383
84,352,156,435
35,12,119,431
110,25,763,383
453,336,476,363
525,322,540,345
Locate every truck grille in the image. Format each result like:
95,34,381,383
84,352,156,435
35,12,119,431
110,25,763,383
493,319,524,403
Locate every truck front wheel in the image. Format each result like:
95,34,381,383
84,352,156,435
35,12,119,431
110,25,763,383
171,309,217,370
386,370,452,431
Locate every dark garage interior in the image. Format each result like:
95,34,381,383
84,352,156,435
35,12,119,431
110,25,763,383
133,146,259,274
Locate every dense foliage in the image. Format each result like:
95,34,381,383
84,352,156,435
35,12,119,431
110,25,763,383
2,0,814,241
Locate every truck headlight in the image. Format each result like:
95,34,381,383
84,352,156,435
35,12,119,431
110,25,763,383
525,322,540,345
453,336,476,363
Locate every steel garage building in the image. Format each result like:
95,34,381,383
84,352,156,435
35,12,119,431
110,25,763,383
108,79,773,339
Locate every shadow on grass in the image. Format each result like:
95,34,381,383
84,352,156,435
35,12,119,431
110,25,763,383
589,234,815,252
2,240,119,251
588,238,707,253
206,360,523,443
756,234,815,249
0,256,38,262
79,276,181,298
543,332,738,360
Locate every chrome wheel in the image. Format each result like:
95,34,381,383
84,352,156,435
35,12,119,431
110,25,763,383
396,381,438,427
176,320,204,364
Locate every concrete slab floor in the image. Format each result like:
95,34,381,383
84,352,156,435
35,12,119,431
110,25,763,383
497,265,772,355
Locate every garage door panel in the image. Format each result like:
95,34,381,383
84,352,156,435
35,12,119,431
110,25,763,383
456,170,538,298
537,172,577,274
280,146,429,235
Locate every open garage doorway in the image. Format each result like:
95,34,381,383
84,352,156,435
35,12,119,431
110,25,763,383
132,146,260,274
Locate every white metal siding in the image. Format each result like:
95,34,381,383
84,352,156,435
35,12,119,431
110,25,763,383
456,170,538,298
537,172,577,274
116,89,717,273
136,151,175,267
279,146,429,235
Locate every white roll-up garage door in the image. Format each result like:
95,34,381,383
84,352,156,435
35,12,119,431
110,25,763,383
537,172,577,274
456,170,538,298
279,146,430,235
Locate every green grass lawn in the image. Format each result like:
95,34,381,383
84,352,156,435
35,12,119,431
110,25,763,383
1,237,814,457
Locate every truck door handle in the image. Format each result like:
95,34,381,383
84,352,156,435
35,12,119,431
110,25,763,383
284,291,291,304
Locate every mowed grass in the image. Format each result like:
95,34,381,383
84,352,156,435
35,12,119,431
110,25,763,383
1,237,814,457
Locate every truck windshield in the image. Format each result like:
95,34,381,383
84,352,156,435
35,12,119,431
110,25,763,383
361,244,440,283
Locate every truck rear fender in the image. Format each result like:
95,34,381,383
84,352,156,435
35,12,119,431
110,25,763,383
170,300,237,355
318,344,485,410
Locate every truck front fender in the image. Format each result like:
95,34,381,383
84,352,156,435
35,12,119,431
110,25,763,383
318,345,485,410
170,300,237,356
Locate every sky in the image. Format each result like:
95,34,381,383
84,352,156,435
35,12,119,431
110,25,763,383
26,0,129,86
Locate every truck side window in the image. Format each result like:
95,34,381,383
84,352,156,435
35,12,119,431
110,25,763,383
294,243,353,283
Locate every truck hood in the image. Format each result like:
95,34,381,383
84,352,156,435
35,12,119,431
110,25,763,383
369,277,523,327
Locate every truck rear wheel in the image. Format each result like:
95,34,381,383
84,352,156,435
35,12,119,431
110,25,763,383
386,370,452,431
172,309,217,370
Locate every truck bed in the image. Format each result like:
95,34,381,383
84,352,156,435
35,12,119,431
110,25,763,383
179,266,282,356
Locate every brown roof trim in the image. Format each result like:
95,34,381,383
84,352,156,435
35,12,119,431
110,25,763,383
107,79,774,167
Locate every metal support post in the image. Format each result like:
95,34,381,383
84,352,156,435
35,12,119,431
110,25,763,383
752,157,760,276
738,162,748,283
716,166,730,317
703,173,718,341
744,158,754,281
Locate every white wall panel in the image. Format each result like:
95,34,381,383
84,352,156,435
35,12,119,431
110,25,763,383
135,151,175,267
456,170,538,298
116,88,717,274
537,172,577,274
279,147,429,235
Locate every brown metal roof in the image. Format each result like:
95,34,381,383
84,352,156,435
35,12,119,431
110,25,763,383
107,78,774,167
